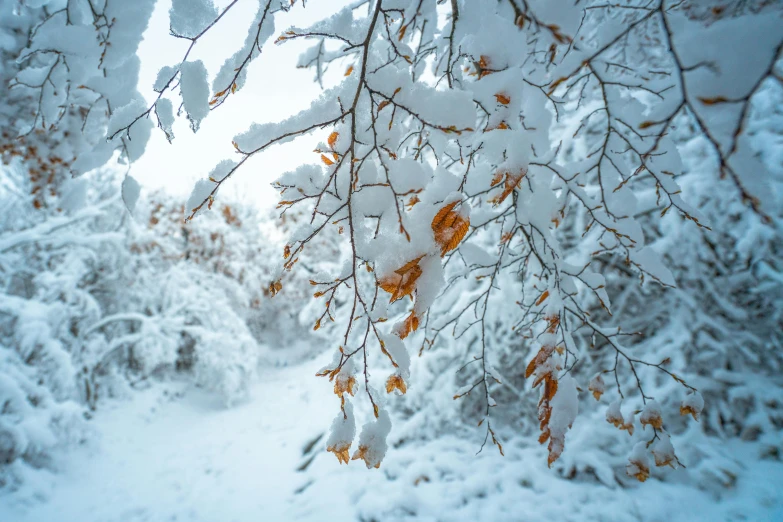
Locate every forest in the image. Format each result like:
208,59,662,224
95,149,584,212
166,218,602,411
1,0,782,520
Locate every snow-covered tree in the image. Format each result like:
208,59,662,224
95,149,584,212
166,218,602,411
3,0,782,480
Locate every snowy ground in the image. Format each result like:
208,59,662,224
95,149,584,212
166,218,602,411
2,355,782,522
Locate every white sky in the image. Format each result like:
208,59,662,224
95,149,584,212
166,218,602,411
133,0,351,211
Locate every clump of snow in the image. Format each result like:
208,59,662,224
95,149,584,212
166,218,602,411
186,178,217,217
326,400,355,460
121,174,140,214
169,0,218,39
179,60,210,131
154,65,177,92
352,410,392,469
155,98,175,141
380,332,410,380
547,374,578,456
588,373,605,400
627,441,652,482
208,159,237,182
640,400,663,430
681,390,704,420
211,3,275,96
651,431,677,468
107,98,148,139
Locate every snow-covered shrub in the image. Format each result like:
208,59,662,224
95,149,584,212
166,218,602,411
0,158,313,487
0,163,119,488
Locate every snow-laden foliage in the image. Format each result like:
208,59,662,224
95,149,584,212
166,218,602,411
0,157,312,487
177,0,783,472
4,0,782,487
1,0,154,199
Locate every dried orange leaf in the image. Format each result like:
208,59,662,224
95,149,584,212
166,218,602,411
494,93,510,105
488,169,526,205
268,280,283,297
386,374,407,394
334,375,356,398
698,96,729,105
328,131,339,148
432,202,470,256
397,312,419,340
378,256,424,303
547,76,566,95
327,443,351,464
535,290,550,306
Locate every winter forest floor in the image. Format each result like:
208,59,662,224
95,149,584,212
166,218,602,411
1,352,782,522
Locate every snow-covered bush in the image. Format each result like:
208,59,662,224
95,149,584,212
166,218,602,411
0,156,310,487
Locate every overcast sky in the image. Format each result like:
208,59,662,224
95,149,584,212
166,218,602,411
134,0,351,211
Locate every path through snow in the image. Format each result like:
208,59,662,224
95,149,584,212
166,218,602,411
2,357,783,522
0,361,347,522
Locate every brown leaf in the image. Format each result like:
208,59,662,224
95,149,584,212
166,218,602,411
395,255,423,275
535,290,550,306
431,202,470,257
627,456,650,482
588,374,604,401
698,96,729,105
488,169,526,205
351,445,382,468
321,154,334,166
334,375,356,398
680,404,700,421
386,374,407,394
640,408,663,430
378,255,425,303
327,443,351,465
345,65,354,76
397,312,419,340
328,131,339,149
532,371,568,467
268,280,283,297
547,76,566,95
525,345,550,379
494,93,510,105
